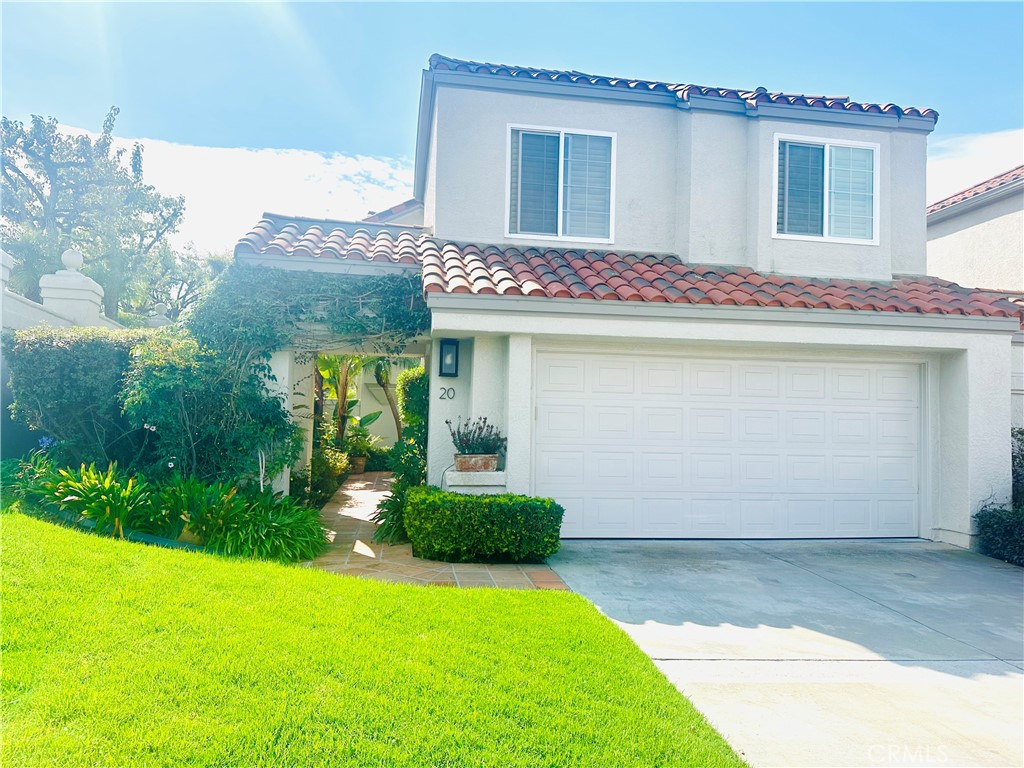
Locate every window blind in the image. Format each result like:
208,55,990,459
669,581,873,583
778,141,824,236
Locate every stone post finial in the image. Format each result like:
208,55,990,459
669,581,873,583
40,249,106,325
145,302,172,327
61,248,85,272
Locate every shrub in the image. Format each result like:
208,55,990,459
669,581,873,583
396,365,428,445
203,489,328,563
373,365,429,544
2,327,154,468
292,417,350,509
157,476,242,541
405,487,563,563
12,451,60,507
46,463,151,538
1012,428,1023,507
364,444,392,472
974,503,1024,567
446,416,506,455
121,330,301,483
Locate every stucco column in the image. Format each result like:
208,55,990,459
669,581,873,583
38,249,107,326
504,334,533,495
267,350,294,495
936,336,1012,548
469,335,507,430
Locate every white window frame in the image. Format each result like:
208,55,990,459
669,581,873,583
772,133,881,246
504,123,617,244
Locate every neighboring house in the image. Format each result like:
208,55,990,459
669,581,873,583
926,167,1024,428
927,165,1024,291
236,55,1023,548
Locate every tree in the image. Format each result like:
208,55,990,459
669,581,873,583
122,244,230,322
1,107,185,319
316,354,381,447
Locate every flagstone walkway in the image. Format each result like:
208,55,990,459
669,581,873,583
311,472,569,590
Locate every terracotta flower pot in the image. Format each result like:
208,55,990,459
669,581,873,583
454,454,498,472
350,456,368,474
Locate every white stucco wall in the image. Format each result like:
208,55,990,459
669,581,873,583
423,84,930,280
426,296,1016,548
927,191,1024,290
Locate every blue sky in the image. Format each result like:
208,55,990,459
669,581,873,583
3,2,1023,251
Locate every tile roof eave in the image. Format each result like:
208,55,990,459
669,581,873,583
927,171,1024,220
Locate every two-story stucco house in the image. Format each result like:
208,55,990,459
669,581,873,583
236,55,1023,549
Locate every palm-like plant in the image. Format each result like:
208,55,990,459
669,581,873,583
316,354,381,447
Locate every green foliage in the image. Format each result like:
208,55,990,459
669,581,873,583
1,458,23,509
1012,427,1023,506
46,463,151,538
396,365,428,443
364,444,392,472
405,487,564,563
293,418,351,509
446,416,507,455
1,108,185,318
344,423,380,459
186,263,430,361
156,476,241,541
974,503,1024,567
202,489,327,563
10,450,58,507
373,365,430,543
2,326,154,467
120,330,300,483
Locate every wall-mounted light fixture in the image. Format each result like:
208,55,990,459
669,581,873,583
438,338,459,378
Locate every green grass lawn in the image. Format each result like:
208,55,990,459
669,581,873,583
2,511,745,767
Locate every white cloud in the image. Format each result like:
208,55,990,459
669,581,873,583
927,128,1023,204
61,126,414,254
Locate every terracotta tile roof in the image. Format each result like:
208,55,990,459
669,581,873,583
363,198,422,224
235,216,1021,321
429,54,939,122
927,165,1024,215
235,213,427,265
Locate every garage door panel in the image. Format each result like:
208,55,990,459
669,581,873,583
640,362,684,394
740,499,784,535
536,404,586,441
589,360,635,394
639,407,685,440
535,352,921,539
641,497,689,536
640,452,685,488
590,406,635,441
737,454,781,488
691,452,734,489
739,410,781,442
737,365,781,398
588,497,637,536
690,409,733,442
690,363,733,397
589,452,635,489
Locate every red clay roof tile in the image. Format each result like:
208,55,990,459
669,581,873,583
236,215,1022,322
927,165,1024,215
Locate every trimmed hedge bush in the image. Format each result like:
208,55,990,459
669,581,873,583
974,503,1024,567
405,486,563,563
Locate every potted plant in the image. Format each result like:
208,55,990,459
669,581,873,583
345,423,380,474
446,416,507,472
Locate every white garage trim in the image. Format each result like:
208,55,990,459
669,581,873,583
532,345,927,539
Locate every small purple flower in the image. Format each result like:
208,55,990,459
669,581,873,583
38,436,57,449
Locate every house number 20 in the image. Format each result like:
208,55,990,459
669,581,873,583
439,387,455,400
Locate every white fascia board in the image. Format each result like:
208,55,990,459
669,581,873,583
927,178,1024,225
235,252,421,276
413,70,436,201
426,292,1021,335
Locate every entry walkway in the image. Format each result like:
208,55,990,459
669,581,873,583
311,472,568,590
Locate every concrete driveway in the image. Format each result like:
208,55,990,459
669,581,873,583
549,540,1024,767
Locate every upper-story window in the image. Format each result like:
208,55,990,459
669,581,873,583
506,126,615,242
774,135,879,244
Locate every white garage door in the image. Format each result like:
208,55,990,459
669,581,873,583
533,351,921,538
